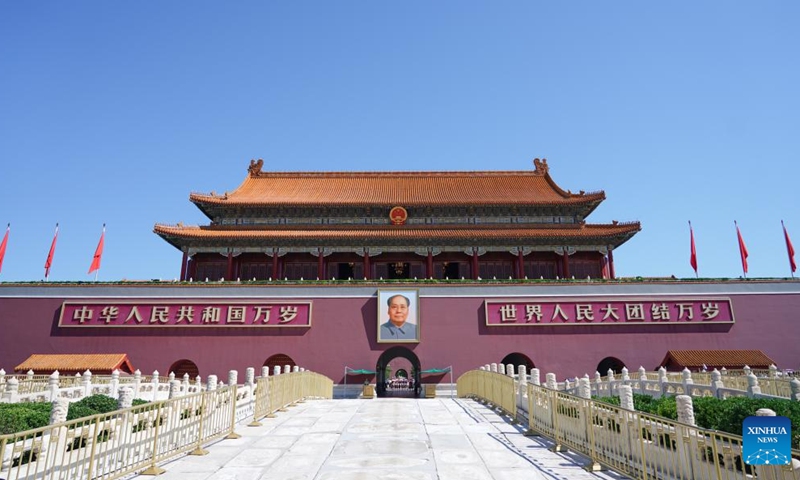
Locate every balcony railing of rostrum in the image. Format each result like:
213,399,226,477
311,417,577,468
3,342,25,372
457,368,800,480
0,369,333,480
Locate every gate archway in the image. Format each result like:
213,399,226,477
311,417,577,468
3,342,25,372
500,352,535,372
376,346,421,398
597,356,626,375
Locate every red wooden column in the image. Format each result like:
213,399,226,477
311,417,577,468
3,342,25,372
226,252,234,280
317,248,325,280
188,256,196,281
426,249,433,279
271,249,279,280
363,249,371,280
517,248,525,280
180,251,188,281
608,248,616,279
561,250,570,278
472,248,479,279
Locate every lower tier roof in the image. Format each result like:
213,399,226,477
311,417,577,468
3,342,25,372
154,222,640,250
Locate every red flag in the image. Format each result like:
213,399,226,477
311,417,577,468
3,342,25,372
88,224,105,274
0,224,9,274
45,223,59,279
735,221,748,275
689,221,698,275
783,221,796,274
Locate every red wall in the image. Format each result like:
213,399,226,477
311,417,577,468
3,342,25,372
1,283,799,383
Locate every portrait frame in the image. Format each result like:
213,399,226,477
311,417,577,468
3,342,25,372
377,289,420,343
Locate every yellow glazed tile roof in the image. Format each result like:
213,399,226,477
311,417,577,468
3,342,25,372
15,353,135,374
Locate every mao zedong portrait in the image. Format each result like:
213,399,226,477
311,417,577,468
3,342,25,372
379,294,417,341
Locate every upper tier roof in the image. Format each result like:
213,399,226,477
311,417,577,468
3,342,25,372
189,158,605,212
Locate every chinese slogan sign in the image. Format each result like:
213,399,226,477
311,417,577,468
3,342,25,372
58,300,313,328
485,297,734,326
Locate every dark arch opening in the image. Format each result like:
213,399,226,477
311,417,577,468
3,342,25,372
264,354,297,374
597,356,626,376
500,352,535,372
169,359,199,379
376,346,421,398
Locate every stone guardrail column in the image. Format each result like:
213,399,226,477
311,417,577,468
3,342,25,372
545,373,557,390
619,385,634,410
118,387,133,409
681,368,693,394
747,373,761,397
530,368,540,386
207,374,218,391
791,378,800,401
48,371,60,402
261,366,269,378
710,369,725,399
274,366,281,376
638,366,647,394
676,395,695,426
3,377,19,402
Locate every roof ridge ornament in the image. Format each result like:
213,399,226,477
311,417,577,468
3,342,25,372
533,158,549,175
248,158,264,176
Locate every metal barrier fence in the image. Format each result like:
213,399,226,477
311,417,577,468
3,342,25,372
458,369,800,480
456,370,516,419
251,371,333,425
0,371,333,480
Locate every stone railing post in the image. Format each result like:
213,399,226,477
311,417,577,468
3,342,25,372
82,370,93,398
564,379,571,391
638,366,647,394
48,371,60,402
769,364,778,378
195,375,202,390
182,373,190,394
168,380,181,399
578,376,591,399
594,371,602,396
283,365,291,374
0,368,5,386
506,364,515,377
747,373,761,397
530,368,541,386
169,371,176,384
483,364,491,371
292,365,300,373
111,369,120,398
676,395,695,426
621,367,630,385
3,377,19,402
228,370,238,387
607,369,616,396
710,369,725,399
681,368,694,395
490,363,498,373
790,378,800,401
743,365,752,376
498,364,506,375
133,369,142,398
658,366,668,398
479,366,486,371
245,367,255,389
261,366,269,378
49,397,70,425
27,369,34,381
545,373,557,390
619,385,634,410
517,365,528,414
118,387,133,409
151,370,160,399
720,367,727,375
273,366,281,376
207,374,218,391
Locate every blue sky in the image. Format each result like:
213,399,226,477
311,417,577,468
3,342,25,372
1,2,798,282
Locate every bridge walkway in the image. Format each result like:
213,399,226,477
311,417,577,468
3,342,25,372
133,398,628,480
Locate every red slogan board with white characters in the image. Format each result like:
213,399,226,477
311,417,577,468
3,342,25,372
58,300,312,328
485,297,734,326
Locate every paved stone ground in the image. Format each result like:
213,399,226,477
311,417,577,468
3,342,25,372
136,398,628,480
